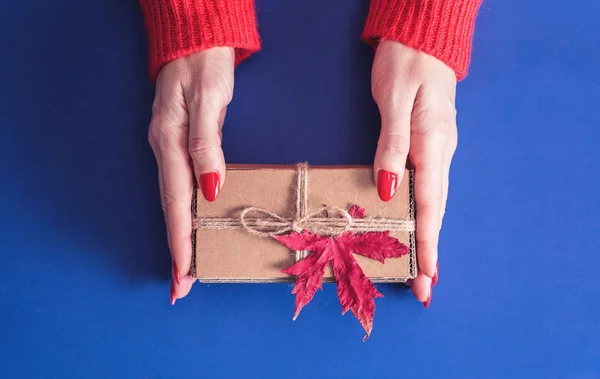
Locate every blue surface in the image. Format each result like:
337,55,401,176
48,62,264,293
1,0,599,377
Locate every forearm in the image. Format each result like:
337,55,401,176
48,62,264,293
362,0,482,80
139,0,261,80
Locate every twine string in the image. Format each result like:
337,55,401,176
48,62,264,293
294,163,309,260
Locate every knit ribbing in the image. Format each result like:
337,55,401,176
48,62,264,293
139,0,261,80
362,0,482,80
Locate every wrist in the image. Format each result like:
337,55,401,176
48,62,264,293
362,0,482,80
140,0,261,80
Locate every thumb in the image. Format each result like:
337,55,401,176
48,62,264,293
373,100,413,202
188,99,227,203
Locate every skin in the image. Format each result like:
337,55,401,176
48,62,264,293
371,40,457,302
148,40,458,304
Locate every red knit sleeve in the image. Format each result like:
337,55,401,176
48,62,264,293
139,0,261,80
362,0,482,80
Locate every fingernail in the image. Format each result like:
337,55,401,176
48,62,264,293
432,262,438,287
200,172,220,202
172,260,180,286
170,280,176,306
377,170,398,202
423,287,432,308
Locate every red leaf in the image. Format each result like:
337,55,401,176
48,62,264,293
341,231,410,263
348,205,365,219
274,205,408,340
277,233,331,320
273,230,325,251
330,235,383,341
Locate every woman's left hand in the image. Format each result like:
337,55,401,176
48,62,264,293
371,40,458,307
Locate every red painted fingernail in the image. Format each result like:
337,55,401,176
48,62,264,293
200,172,220,202
172,260,180,286
432,262,438,287
377,170,398,202
423,288,432,308
170,280,176,306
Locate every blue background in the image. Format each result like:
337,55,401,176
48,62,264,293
1,0,599,377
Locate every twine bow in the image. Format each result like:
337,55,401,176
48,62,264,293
193,163,415,261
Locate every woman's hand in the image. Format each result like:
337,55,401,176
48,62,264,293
371,40,458,307
148,47,235,304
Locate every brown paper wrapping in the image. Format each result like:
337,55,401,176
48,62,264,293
191,165,416,283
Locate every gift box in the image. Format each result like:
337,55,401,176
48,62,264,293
190,164,416,283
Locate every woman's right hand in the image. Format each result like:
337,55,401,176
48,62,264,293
147,47,235,304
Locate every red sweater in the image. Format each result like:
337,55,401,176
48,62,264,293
139,0,481,81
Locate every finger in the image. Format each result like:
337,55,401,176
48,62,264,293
149,107,197,302
410,121,447,279
439,136,456,226
218,106,227,140
440,160,450,227
411,272,433,306
148,68,198,303
159,137,197,300
440,112,457,225
412,145,444,278
188,98,226,203
373,87,419,202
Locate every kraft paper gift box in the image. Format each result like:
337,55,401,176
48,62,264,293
190,164,416,282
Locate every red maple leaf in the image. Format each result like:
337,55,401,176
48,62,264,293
274,205,409,341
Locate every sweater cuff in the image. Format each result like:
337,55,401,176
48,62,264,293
140,0,261,80
362,0,481,80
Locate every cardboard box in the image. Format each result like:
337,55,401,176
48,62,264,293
190,164,416,282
